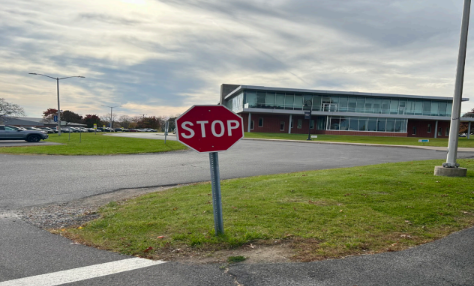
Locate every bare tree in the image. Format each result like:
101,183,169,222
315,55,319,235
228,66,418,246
100,113,118,128
118,115,132,128
0,98,26,124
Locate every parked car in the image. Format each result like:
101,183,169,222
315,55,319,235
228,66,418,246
0,125,48,142
39,127,55,134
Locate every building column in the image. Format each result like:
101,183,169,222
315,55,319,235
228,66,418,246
434,120,438,138
468,122,471,139
247,113,252,133
288,114,292,134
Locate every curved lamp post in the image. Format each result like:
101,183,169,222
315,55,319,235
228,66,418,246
29,73,85,135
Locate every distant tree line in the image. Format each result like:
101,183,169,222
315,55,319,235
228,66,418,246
41,108,177,131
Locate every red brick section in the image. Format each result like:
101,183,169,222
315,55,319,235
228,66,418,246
317,130,406,137
240,112,453,138
407,119,450,138
242,113,318,134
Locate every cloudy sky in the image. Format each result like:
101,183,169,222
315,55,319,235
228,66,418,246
1,0,474,119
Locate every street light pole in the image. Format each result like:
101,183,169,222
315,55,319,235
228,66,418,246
435,0,470,177
444,0,471,168
29,73,85,136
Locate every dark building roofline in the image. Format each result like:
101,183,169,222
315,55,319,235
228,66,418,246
223,84,469,102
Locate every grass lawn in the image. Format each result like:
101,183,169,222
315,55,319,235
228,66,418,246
244,132,474,148
0,133,187,155
61,159,474,262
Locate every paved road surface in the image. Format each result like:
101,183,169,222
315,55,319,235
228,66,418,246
1,138,473,285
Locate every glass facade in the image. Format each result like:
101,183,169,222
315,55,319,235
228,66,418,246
239,90,452,117
224,92,244,113
318,116,407,133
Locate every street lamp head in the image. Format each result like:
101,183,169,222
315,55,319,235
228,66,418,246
29,73,37,75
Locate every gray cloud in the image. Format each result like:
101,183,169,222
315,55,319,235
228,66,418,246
77,13,144,26
1,0,473,117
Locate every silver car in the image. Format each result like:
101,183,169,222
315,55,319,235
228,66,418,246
0,125,49,142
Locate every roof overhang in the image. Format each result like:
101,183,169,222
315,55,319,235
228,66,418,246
240,108,474,122
225,85,470,102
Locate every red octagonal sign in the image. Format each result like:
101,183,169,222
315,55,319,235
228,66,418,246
175,105,244,152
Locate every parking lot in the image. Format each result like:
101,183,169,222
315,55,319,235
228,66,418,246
0,140,61,147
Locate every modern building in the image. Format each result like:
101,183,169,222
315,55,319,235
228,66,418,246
220,84,474,138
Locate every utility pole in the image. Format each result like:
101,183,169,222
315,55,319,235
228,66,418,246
103,105,119,130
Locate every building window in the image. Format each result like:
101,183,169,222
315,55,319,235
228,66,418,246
412,126,417,135
297,119,302,129
250,120,254,130
438,128,442,137
310,120,315,129
280,121,285,131
258,118,263,127
445,127,449,136
427,124,431,133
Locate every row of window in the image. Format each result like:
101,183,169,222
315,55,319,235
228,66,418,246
320,116,408,133
228,91,453,117
249,116,407,133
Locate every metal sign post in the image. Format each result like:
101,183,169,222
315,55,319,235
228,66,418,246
209,152,224,235
164,120,169,144
175,105,244,236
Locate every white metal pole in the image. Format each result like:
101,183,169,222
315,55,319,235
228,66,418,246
288,114,292,134
110,107,113,130
57,78,61,136
248,113,252,132
468,122,471,139
445,0,471,168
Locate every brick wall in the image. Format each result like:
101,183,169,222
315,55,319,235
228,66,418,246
316,130,407,137
242,113,318,134
241,113,454,138
407,120,451,138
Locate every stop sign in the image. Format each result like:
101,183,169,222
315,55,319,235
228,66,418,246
175,105,244,152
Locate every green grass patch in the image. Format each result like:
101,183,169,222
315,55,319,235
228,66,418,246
227,256,246,263
244,132,474,148
0,133,187,155
63,159,474,261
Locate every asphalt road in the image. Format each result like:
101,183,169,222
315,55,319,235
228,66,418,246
1,138,473,285
0,139,456,209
